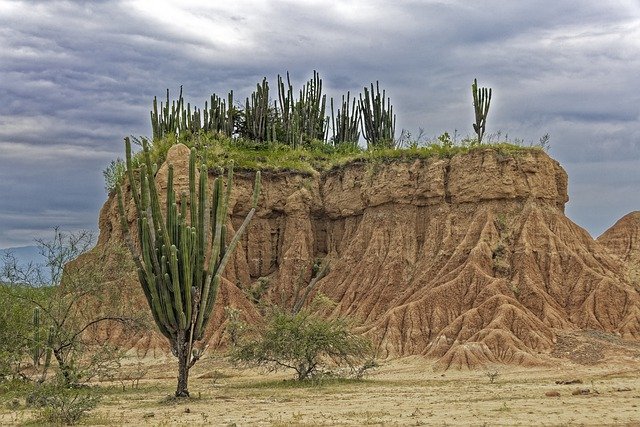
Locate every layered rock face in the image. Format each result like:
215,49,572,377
93,146,640,368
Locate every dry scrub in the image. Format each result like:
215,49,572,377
3,354,639,426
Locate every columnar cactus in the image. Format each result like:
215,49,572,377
152,87,234,140
116,137,261,397
243,78,272,142
331,91,360,146
151,87,186,140
32,307,41,367
203,91,234,137
296,70,328,144
359,81,396,149
276,71,329,147
472,78,492,144
277,72,296,146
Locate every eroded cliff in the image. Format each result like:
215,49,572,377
91,145,640,368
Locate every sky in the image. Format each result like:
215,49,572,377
1,0,639,248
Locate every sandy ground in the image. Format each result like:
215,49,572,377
2,354,639,426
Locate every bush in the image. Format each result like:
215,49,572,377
27,380,100,425
230,308,375,380
102,158,126,194
0,284,35,381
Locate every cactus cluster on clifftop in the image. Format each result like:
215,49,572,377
151,87,234,140
152,71,397,149
147,74,496,156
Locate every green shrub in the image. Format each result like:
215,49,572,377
0,283,36,381
27,381,100,425
102,158,126,194
230,308,375,380
2,230,139,387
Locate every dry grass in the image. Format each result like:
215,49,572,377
2,355,639,426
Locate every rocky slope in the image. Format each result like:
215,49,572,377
598,211,640,290
89,145,640,368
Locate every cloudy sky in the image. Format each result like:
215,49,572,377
1,0,639,248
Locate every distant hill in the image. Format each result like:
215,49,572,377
0,245,51,283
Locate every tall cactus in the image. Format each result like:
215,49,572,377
277,72,296,146
359,81,396,149
243,78,272,142
116,137,261,397
203,91,234,137
152,87,233,140
151,87,186,140
295,70,328,145
331,91,360,146
277,71,329,147
472,78,492,144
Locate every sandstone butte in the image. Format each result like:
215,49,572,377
79,144,640,370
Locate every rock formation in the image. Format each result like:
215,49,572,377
88,145,640,368
598,212,640,286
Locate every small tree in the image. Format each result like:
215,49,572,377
1,229,138,386
230,308,374,380
116,137,261,397
0,283,32,381
103,158,126,194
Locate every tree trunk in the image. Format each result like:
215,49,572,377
175,331,190,397
53,348,72,386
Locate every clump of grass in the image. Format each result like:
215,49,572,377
133,131,540,178
229,377,374,390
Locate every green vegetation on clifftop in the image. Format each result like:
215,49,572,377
141,132,543,176
104,73,546,193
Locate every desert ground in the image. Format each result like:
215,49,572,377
2,337,639,426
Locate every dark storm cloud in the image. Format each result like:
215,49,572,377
0,0,639,247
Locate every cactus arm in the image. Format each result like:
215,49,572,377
189,149,197,227
197,177,226,337
166,165,174,232
214,171,260,279
199,171,261,335
196,170,260,338
140,218,167,326
169,245,187,329
195,164,206,292
226,90,234,136
124,137,141,211
214,207,255,279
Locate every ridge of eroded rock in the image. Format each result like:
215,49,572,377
85,145,639,368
